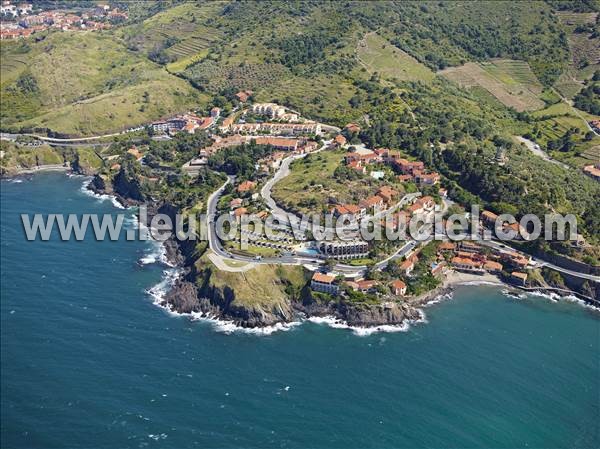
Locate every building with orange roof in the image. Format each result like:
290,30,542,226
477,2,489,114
484,260,503,273
451,256,484,273
390,279,407,296
237,180,257,193
359,195,385,213
510,271,528,286
377,186,399,204
399,258,415,275
233,207,248,217
344,123,361,133
334,134,347,147
311,272,339,295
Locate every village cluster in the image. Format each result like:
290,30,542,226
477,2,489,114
0,2,126,39
103,90,568,302
309,238,533,300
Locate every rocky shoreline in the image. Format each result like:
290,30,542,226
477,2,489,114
86,174,598,332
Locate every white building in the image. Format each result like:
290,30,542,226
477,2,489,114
311,272,339,295
252,103,286,119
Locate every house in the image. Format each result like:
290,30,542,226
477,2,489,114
354,279,378,293
347,160,366,174
399,258,415,276
253,137,299,151
394,158,424,175
397,174,413,182
333,134,347,147
376,186,398,205
510,271,528,286
333,204,364,221
237,180,257,193
451,256,484,274
484,260,503,273
583,164,600,180
233,207,248,218
311,272,339,295
359,195,385,214
235,90,252,102
431,261,446,277
481,210,499,228
438,241,455,253
210,107,221,118
370,170,385,180
390,279,407,296
344,123,361,134
414,172,440,186
127,147,143,160
252,103,286,118
229,198,243,209
374,148,390,158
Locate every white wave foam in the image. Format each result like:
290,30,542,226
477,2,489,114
501,289,527,300
9,178,23,183
459,280,503,286
424,292,453,307
193,314,303,335
307,315,411,336
527,290,560,302
561,295,600,313
146,268,184,315
79,179,126,209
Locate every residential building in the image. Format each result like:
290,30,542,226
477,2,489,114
233,207,248,218
333,134,347,147
237,180,257,193
318,240,369,260
390,279,407,296
311,272,339,295
510,271,528,286
414,172,440,186
347,279,379,294
252,103,286,119
229,198,243,209
583,164,600,181
451,256,484,274
399,258,415,276
376,186,398,205
210,107,221,118
484,260,503,273
235,90,252,103
360,195,385,214
344,123,361,134
253,136,299,151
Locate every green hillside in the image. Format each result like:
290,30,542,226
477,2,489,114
0,32,206,136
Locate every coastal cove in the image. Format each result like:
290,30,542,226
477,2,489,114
1,172,599,448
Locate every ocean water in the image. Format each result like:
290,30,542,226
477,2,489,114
1,173,599,449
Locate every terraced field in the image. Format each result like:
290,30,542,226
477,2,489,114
554,11,600,99
121,1,224,72
439,59,545,111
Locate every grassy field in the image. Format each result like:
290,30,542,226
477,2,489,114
197,254,306,309
357,32,435,84
0,32,207,136
439,59,546,111
271,149,406,215
0,141,103,175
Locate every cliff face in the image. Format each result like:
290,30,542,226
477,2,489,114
163,263,424,329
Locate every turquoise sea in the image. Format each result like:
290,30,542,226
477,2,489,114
1,173,599,449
